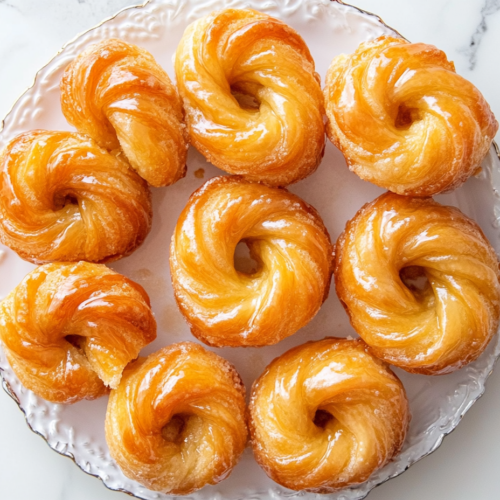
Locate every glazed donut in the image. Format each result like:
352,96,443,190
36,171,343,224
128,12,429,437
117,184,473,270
0,131,152,264
105,342,248,494
170,176,333,347
0,262,156,404
324,36,498,196
249,338,409,492
335,192,500,375
175,8,325,186
61,38,188,187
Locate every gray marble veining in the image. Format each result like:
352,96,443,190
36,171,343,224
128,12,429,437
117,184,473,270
0,2,499,500
462,0,500,69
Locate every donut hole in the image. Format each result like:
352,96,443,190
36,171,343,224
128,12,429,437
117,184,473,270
54,192,79,210
162,414,192,444
230,83,261,111
400,266,430,294
313,409,334,429
65,334,85,350
234,241,260,275
395,104,421,130
232,90,260,110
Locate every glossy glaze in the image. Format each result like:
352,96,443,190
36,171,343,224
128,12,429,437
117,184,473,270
175,8,325,187
335,193,500,374
61,39,188,187
170,176,333,347
249,338,409,492
324,36,498,196
0,130,152,263
0,262,156,404
105,342,248,495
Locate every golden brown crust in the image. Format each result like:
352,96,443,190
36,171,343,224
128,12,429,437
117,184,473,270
170,176,333,347
249,337,410,492
105,342,248,495
175,8,325,187
0,262,156,404
0,130,152,264
61,38,188,187
334,192,500,374
324,36,498,196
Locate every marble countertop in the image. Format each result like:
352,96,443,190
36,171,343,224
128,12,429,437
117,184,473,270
0,1,499,499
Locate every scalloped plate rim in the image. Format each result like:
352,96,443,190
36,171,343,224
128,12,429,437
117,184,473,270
0,1,499,499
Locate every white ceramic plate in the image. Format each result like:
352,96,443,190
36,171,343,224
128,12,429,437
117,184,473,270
1,1,500,499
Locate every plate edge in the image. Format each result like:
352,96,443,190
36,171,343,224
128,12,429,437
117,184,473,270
0,1,499,499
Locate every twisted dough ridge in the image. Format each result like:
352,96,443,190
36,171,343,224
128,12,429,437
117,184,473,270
249,338,409,492
175,8,325,186
324,36,498,196
0,131,152,264
0,262,156,404
170,176,333,347
335,193,500,374
105,342,248,494
61,38,188,187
